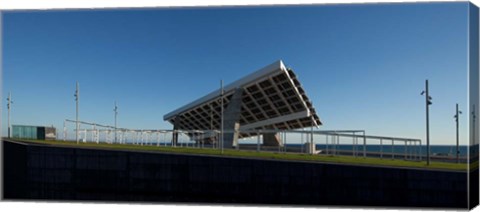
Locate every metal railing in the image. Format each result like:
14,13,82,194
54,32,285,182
61,119,428,163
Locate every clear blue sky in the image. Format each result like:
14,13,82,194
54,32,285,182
2,2,471,145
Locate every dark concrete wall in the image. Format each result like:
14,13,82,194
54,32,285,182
3,141,468,208
470,169,479,209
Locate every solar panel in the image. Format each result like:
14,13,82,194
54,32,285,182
163,60,322,141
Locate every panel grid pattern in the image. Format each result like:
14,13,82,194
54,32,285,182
166,65,321,140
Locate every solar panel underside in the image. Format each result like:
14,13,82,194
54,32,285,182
164,61,322,140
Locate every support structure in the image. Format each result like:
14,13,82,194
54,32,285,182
424,80,432,165
263,132,283,146
454,103,461,163
172,116,180,146
163,61,322,149
222,88,244,149
75,82,79,144
7,92,12,138
114,101,118,143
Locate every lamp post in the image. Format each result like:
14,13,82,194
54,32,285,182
114,101,118,143
7,92,12,138
74,82,79,144
421,80,432,165
310,115,314,155
310,100,315,155
210,103,213,147
473,105,477,150
454,103,462,163
220,79,224,154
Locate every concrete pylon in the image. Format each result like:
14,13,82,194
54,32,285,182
263,132,283,146
223,88,244,149
172,116,180,146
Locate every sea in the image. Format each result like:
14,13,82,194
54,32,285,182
132,142,475,157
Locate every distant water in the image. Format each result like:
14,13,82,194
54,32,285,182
131,142,472,157
308,144,470,157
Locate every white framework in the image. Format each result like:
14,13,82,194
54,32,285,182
163,60,322,139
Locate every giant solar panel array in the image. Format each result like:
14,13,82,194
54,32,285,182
164,61,322,141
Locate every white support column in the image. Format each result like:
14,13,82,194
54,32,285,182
325,134,328,155
178,132,181,147
96,129,99,144
119,131,123,144
147,132,151,146
352,132,355,156
137,131,141,145
363,132,367,158
108,130,111,143
133,132,137,145
75,82,79,144
83,129,87,143
257,132,260,152
164,132,167,147
63,120,67,141
380,138,383,159
91,125,95,143
391,139,394,160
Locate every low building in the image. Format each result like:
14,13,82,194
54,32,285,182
12,125,57,140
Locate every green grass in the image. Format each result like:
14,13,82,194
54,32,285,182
8,138,469,171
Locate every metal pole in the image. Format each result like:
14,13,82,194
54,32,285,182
91,125,95,142
391,139,394,160
210,104,214,149
257,131,260,152
300,132,304,153
410,141,413,160
455,104,460,163
63,120,66,141
425,80,431,165
356,135,358,156
473,106,476,156
419,140,422,161
114,101,118,143
352,132,355,156
202,132,205,149
7,92,12,138
335,134,338,155
414,140,417,160
310,116,314,155
325,134,328,155
75,82,79,144
363,131,366,158
380,138,383,159
220,80,224,154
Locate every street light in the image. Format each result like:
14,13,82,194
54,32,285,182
310,100,315,155
421,80,432,165
473,105,477,149
454,103,462,163
210,103,213,148
74,82,79,144
7,92,13,138
220,79,224,154
114,101,118,143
